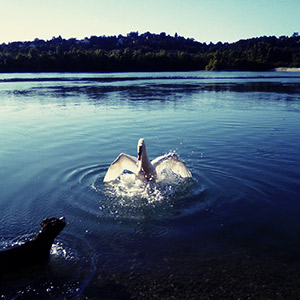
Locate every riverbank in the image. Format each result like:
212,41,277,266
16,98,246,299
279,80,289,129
82,248,300,300
1,33,300,72
275,67,300,72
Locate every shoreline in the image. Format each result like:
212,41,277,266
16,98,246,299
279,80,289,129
274,67,300,72
82,247,300,300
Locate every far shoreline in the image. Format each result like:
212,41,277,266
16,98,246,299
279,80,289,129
274,67,300,72
0,68,300,75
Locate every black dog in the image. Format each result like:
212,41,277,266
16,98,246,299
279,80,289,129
0,217,66,275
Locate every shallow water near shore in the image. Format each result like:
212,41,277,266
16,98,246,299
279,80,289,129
0,71,300,299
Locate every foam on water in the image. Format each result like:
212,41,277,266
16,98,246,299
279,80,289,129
91,164,196,220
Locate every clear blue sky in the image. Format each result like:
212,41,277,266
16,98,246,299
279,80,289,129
1,0,299,44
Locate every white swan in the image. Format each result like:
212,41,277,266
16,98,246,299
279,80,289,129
103,138,192,182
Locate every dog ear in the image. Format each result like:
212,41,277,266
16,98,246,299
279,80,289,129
40,218,49,227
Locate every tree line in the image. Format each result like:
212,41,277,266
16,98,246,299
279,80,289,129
0,32,299,72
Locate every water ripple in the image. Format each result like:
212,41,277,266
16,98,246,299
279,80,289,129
92,172,204,221
62,163,107,185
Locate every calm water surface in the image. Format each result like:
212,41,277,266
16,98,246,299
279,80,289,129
0,71,300,298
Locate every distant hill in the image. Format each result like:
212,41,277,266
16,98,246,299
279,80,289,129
0,32,299,72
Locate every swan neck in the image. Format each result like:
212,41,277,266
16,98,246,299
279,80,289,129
138,147,151,170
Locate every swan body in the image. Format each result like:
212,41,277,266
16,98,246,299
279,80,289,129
103,138,192,182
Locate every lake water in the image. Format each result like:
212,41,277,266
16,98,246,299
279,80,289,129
0,71,300,299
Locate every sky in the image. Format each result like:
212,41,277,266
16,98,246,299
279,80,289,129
0,0,299,44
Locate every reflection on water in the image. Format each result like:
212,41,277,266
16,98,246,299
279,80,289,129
0,71,300,299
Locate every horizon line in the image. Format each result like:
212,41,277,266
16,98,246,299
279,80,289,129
1,31,298,46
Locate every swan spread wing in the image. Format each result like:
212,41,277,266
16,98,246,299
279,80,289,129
103,153,138,182
152,153,192,178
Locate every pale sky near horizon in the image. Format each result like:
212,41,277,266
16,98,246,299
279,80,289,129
0,0,299,44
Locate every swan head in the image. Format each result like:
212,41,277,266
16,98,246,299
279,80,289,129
137,138,145,160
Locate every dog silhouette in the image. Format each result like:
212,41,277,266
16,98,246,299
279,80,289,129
0,217,66,275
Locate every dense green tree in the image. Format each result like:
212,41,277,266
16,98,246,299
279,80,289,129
0,32,299,72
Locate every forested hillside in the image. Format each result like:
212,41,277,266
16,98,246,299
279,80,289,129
0,32,299,72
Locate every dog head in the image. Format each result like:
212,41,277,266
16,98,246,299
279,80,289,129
40,217,66,239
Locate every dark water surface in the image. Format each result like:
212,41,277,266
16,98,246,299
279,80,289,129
0,71,300,299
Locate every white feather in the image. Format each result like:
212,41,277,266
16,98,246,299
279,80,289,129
152,153,192,178
103,153,138,182
103,139,192,182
